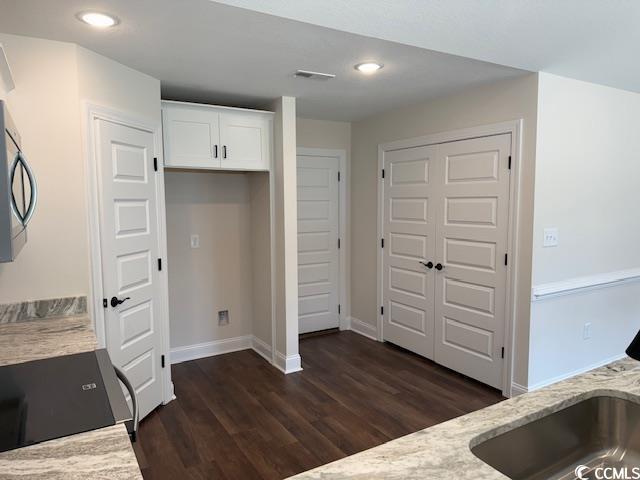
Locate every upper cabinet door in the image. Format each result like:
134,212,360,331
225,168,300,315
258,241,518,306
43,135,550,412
219,111,271,171
163,104,220,169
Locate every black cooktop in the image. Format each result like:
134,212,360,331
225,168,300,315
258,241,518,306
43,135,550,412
0,350,121,453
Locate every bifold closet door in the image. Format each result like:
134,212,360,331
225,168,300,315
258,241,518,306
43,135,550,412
382,145,439,359
432,134,511,389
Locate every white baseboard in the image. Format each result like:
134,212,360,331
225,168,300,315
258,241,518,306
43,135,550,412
510,382,528,397
526,353,627,392
170,335,252,364
274,350,303,374
251,335,272,362
349,316,378,341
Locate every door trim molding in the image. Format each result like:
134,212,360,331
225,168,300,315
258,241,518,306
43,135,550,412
296,147,350,330
83,102,174,405
376,120,524,398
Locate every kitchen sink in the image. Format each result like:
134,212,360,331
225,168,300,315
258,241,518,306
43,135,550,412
471,396,640,480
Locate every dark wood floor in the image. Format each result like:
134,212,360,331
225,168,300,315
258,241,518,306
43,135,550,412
134,331,504,479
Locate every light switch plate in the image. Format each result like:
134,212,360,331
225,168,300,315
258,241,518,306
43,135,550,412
190,234,200,249
543,228,559,247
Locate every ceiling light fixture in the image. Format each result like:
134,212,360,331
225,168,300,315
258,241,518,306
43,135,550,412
77,12,119,28
355,62,383,74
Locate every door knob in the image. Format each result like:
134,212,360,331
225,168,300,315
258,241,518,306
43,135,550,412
110,296,131,308
420,261,434,269
435,263,444,271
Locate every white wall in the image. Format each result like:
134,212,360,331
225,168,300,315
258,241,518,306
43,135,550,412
249,171,273,347
0,34,86,304
297,117,351,153
76,46,161,123
165,171,254,348
349,74,539,386
528,73,640,387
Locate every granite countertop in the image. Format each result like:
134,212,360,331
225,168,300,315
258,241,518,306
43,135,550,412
289,358,640,479
0,315,142,479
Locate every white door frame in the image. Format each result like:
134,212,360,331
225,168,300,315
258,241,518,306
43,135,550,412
297,148,350,330
83,102,174,405
377,120,523,398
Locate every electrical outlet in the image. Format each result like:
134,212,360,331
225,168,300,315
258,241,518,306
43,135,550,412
190,234,200,249
583,322,592,340
218,310,229,326
543,228,559,247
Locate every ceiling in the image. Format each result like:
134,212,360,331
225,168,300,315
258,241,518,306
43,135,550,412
214,0,640,94
0,0,527,121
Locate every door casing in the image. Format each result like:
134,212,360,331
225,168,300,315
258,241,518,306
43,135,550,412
377,120,523,398
83,103,174,405
297,148,349,331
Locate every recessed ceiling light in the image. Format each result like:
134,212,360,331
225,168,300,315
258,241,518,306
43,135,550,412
355,62,383,74
77,12,119,28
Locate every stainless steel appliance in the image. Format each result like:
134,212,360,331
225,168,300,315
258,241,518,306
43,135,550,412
0,349,138,453
0,99,37,263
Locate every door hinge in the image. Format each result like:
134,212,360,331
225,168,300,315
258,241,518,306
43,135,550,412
381,168,385,179
158,258,162,271
380,306,384,315
161,354,166,368
338,304,341,314
103,298,107,308
338,171,341,182
504,253,508,266
381,238,384,248
338,238,341,249
153,157,158,172
508,155,512,170
501,347,505,359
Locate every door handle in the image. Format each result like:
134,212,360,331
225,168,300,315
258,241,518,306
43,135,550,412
110,296,131,308
213,144,218,158
223,145,227,159
419,261,434,269
435,263,444,271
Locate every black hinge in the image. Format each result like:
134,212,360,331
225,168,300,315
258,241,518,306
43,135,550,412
158,258,162,271
504,253,508,266
381,168,385,179
508,155,512,170
153,157,158,172
380,306,384,315
501,347,505,359
161,355,166,368
338,238,341,249
338,304,341,314
381,238,384,248
103,298,107,308
338,171,341,182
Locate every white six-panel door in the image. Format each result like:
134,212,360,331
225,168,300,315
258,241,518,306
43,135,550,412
297,155,340,334
96,119,164,419
382,133,512,389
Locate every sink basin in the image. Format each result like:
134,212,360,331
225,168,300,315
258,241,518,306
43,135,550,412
471,396,640,480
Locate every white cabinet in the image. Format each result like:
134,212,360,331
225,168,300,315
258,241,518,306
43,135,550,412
162,101,272,171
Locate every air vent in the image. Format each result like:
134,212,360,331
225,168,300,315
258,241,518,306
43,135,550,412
294,70,335,80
